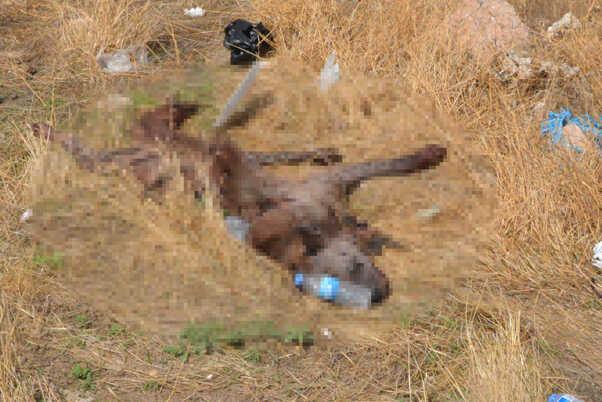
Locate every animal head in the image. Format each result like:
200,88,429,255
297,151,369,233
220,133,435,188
306,234,391,304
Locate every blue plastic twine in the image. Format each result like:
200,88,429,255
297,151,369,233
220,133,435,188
541,107,602,153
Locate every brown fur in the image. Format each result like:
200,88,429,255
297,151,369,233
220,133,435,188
31,98,447,306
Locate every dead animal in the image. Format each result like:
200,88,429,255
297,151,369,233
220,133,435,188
31,97,446,306
31,62,447,307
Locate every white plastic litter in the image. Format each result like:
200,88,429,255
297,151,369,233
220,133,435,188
321,327,333,339
184,7,205,17
96,46,148,74
224,216,251,242
20,208,33,223
592,241,602,271
318,51,340,92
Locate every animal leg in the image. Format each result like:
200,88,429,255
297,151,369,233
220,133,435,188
324,144,448,195
245,148,343,166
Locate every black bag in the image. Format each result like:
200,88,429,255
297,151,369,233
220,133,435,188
223,19,274,65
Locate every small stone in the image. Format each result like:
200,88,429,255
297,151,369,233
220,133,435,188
547,12,582,39
562,124,592,152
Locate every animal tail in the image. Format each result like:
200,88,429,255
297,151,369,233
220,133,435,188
329,144,447,194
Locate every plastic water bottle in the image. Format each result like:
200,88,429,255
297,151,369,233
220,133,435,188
224,215,251,242
547,394,584,402
294,273,372,309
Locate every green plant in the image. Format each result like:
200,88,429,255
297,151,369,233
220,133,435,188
164,344,189,362
108,323,125,337
33,251,64,269
71,363,94,391
143,380,161,392
74,314,91,329
283,326,314,346
243,348,262,363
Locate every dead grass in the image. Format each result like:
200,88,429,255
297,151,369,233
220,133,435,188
1,0,601,400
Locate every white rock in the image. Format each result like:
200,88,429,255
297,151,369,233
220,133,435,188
184,7,206,17
547,12,582,39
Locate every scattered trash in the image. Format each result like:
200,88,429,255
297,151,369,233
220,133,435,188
206,373,214,380
416,205,441,220
224,215,251,242
20,208,33,223
321,327,333,339
446,0,529,63
96,46,148,74
547,12,581,39
318,51,340,92
592,241,602,271
541,108,602,154
184,6,205,17
294,273,372,309
547,394,584,402
223,19,274,65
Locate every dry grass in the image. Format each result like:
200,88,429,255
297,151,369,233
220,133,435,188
1,0,601,400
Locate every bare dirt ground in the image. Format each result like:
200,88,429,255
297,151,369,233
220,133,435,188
1,1,600,401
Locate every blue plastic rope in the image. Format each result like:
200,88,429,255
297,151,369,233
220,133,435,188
541,108,602,153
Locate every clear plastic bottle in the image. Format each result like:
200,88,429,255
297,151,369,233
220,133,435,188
547,394,584,402
294,273,372,309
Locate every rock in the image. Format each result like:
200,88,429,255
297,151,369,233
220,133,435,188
446,0,530,64
547,12,581,39
562,124,593,152
496,50,580,83
498,50,533,81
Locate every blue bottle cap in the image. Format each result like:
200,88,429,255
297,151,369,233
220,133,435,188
294,273,304,288
318,276,340,300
